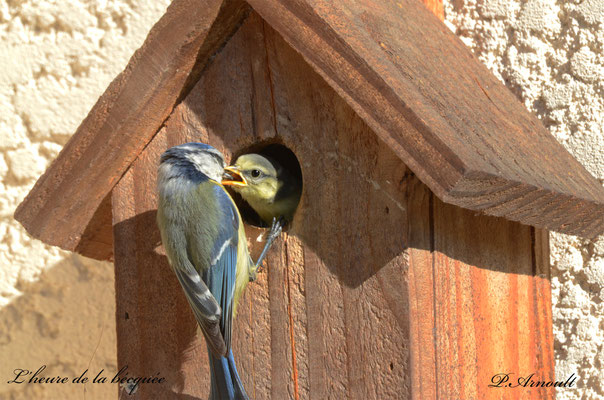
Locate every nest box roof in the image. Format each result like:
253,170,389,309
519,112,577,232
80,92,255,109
15,0,604,260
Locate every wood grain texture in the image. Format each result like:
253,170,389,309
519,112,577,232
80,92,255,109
74,192,113,260
16,0,602,263
111,11,555,399
113,13,412,399
112,126,210,399
406,175,554,400
15,0,251,260
246,0,604,238
420,0,444,21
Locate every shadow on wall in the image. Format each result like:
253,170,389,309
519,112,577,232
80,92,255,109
0,254,117,400
175,11,543,290
113,209,209,399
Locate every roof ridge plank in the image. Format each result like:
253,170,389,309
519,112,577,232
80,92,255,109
246,0,604,238
14,0,251,254
14,0,604,260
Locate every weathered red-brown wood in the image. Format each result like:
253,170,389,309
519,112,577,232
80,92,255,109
421,0,444,20
407,175,554,400
15,0,250,260
15,0,604,264
112,126,210,399
112,13,554,399
407,180,438,400
113,14,412,399
404,5,554,397
246,0,604,238
15,0,604,259
74,193,113,260
6,0,567,397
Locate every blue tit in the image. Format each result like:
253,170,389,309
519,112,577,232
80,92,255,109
157,143,275,400
222,153,302,225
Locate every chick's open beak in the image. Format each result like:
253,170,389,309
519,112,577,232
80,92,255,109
222,166,247,187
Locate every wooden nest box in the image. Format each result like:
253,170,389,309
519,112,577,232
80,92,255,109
15,0,604,399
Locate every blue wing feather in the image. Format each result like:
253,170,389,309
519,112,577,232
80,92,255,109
203,184,240,352
204,184,250,399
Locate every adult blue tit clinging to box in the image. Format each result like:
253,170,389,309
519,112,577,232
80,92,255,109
156,143,282,400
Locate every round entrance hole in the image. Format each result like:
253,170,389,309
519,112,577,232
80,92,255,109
227,143,303,228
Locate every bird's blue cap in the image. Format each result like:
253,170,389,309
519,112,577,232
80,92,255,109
160,142,223,164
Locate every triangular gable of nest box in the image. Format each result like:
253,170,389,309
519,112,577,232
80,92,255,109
14,0,604,261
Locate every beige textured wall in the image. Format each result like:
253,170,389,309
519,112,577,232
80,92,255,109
444,1,604,399
0,1,169,399
1,0,602,399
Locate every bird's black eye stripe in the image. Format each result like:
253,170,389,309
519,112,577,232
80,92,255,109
202,150,224,167
251,169,261,178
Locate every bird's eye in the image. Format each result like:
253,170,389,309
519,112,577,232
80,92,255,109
251,169,261,178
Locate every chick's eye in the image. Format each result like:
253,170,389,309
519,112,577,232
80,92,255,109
251,169,261,178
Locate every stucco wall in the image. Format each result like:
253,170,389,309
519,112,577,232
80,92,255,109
0,1,602,399
0,1,169,399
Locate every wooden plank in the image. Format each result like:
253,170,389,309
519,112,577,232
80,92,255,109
420,0,444,21
112,126,210,399
16,0,602,266
267,239,296,399
74,193,113,260
114,13,414,398
15,0,251,260
255,20,412,399
246,0,604,238
406,177,437,400
112,10,555,399
406,177,555,399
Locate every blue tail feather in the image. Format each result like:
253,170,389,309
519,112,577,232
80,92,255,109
209,349,249,400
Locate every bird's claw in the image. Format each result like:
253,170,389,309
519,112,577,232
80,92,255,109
253,216,286,271
267,216,285,242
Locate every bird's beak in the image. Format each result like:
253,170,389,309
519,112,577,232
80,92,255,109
222,166,247,187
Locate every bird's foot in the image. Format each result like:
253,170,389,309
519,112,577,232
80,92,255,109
253,217,285,271
267,216,285,242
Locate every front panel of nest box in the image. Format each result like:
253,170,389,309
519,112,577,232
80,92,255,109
125,11,419,399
